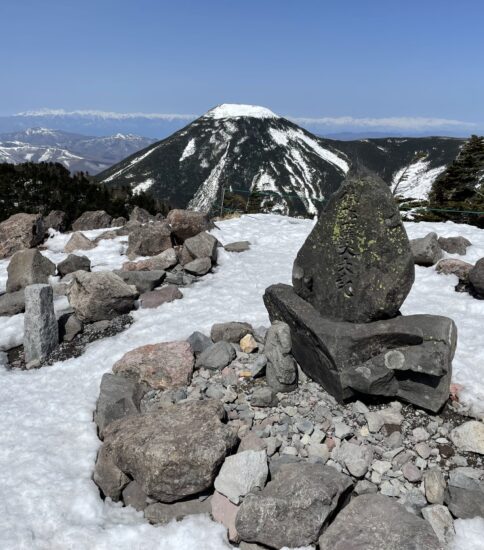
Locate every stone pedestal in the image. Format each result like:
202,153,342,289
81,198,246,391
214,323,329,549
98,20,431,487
264,284,456,413
24,284,58,364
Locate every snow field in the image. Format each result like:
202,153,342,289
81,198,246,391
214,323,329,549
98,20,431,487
0,215,483,549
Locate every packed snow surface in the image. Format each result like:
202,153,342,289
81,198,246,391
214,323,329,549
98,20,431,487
392,157,446,199
205,103,279,119
0,215,483,549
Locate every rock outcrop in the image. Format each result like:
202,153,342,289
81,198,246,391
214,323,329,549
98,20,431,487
0,213,45,259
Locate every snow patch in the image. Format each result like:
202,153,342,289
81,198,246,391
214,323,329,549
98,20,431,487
205,104,279,120
392,158,446,199
132,178,155,195
189,147,230,211
103,147,158,183
180,138,196,162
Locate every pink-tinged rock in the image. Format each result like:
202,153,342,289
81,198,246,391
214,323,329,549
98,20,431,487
211,490,240,543
122,248,178,272
436,259,473,280
112,341,194,390
139,285,183,308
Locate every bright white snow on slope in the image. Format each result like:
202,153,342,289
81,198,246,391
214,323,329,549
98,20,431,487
132,178,155,195
453,518,484,550
268,126,349,174
0,216,483,548
392,157,446,199
102,147,158,183
188,147,230,212
180,138,196,162
205,103,279,119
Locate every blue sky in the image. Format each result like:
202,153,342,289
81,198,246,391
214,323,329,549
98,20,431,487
2,0,483,134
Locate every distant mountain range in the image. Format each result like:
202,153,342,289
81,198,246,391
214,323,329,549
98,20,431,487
0,128,156,174
98,104,465,216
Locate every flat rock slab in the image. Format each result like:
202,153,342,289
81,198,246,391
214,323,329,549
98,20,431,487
214,450,268,504
144,497,212,524
450,421,484,454
224,241,251,253
114,270,166,294
264,284,456,412
211,322,253,343
112,341,194,390
95,400,238,503
139,285,183,308
122,248,178,271
292,170,414,322
318,494,441,550
235,463,352,549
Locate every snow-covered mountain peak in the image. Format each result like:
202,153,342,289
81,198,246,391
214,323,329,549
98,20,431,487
204,104,279,120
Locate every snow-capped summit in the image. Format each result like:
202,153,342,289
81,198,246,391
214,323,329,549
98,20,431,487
204,103,279,120
98,105,464,216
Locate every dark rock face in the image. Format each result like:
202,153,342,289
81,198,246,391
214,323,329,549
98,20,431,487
113,270,165,294
318,494,441,550
72,210,113,231
235,463,352,549
0,213,45,259
293,171,414,323
44,210,67,232
57,254,91,277
94,400,238,503
264,284,456,412
444,467,484,519
94,373,142,438
469,258,484,297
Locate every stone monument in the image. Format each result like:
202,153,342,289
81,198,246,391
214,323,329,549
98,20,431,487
264,169,456,412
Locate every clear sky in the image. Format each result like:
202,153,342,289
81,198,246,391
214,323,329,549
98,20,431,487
2,0,483,133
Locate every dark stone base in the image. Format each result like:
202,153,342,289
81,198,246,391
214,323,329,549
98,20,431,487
264,284,457,413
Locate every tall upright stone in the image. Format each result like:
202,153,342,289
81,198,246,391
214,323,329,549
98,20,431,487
293,169,415,323
24,284,58,364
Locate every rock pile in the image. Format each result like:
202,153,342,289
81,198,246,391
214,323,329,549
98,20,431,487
265,169,457,412
92,319,483,548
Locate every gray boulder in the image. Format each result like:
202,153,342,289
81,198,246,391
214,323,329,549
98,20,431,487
184,232,219,262
23,284,58,364
0,213,45,259
411,232,444,267
251,387,277,407
6,249,55,293
144,497,211,524
421,505,455,546
444,467,484,519
94,373,142,438
264,284,456,412
44,210,67,232
265,321,297,393
224,241,250,253
469,258,484,297
187,331,212,354
166,209,214,241
334,440,373,478
139,286,183,308
126,221,172,259
58,313,83,342
0,289,25,316
196,341,236,370
66,271,138,322
57,254,91,277
113,270,165,294
72,210,112,231
184,257,212,276
94,400,238,502
111,216,127,227
122,480,152,511
318,494,441,550
64,232,96,253
211,321,253,343
438,235,472,255
235,463,352,549
292,169,414,323
129,206,155,224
